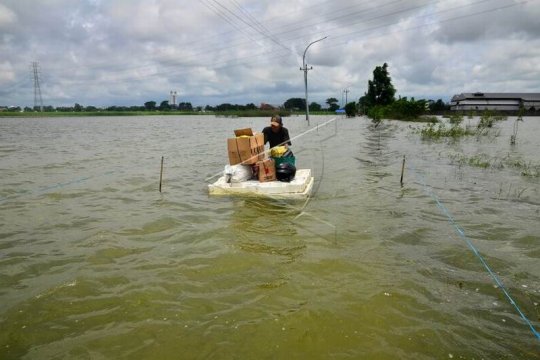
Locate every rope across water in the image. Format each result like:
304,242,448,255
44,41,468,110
409,161,540,341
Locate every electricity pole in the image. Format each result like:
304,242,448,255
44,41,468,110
32,61,43,112
300,36,327,126
344,88,350,106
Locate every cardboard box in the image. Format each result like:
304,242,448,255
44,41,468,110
228,130,264,165
257,158,276,182
234,128,254,137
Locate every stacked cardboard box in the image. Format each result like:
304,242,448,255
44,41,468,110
227,128,265,165
257,158,276,182
227,128,277,182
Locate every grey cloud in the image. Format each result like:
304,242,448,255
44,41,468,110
433,1,540,43
1,0,540,108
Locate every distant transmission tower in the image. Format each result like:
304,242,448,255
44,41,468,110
170,91,177,107
32,61,44,112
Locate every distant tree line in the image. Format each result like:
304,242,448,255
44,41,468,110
0,101,198,113
281,97,340,112
1,99,343,114
204,103,257,111
2,75,451,117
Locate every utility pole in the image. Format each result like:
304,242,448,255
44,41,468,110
344,89,350,107
32,61,43,112
300,36,327,126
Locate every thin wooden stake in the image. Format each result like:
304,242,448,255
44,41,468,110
400,155,406,186
159,156,164,192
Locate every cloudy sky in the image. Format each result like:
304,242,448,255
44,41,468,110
1,0,539,108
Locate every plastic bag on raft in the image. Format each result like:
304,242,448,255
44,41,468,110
224,164,253,183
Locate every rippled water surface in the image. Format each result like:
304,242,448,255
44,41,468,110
1,115,539,359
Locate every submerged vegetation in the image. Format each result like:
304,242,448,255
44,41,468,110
510,108,525,145
477,110,507,130
449,152,539,178
420,122,474,138
416,112,538,178
419,113,472,138
418,111,509,139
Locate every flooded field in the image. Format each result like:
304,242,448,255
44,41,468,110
0,114,539,359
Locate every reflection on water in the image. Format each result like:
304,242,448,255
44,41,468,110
0,115,539,359
230,198,306,264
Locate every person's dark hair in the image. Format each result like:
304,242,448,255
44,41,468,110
271,115,282,125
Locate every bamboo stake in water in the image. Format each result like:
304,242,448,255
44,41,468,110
159,156,164,192
400,155,406,186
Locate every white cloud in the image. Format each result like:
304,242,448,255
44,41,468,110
0,61,16,83
0,4,17,28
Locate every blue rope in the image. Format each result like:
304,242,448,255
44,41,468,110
409,162,540,341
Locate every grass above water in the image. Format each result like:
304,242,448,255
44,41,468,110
419,123,475,138
418,112,508,139
449,153,539,177
416,114,538,178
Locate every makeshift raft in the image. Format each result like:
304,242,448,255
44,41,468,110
208,169,314,198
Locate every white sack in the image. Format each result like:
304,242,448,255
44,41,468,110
224,164,253,183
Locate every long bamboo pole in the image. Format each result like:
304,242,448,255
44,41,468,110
400,155,405,186
159,156,164,192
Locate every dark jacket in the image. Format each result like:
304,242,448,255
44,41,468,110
262,126,291,148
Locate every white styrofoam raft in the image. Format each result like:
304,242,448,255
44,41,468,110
208,169,314,198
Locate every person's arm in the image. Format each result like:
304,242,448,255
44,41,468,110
262,127,269,144
283,128,291,146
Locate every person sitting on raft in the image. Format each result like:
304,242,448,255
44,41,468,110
262,115,291,149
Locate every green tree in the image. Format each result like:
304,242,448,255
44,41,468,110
385,97,425,120
365,97,425,121
326,97,339,111
216,103,234,111
144,101,157,110
345,102,357,117
309,102,322,111
429,99,448,112
178,102,193,111
74,103,83,112
360,62,396,111
283,97,305,110
159,100,170,110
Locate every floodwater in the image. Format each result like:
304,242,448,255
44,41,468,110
0,114,538,359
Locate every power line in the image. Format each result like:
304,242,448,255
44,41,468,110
207,0,290,52
13,0,486,83
198,0,266,47
28,0,406,79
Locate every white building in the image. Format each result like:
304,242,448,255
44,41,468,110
450,93,540,111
